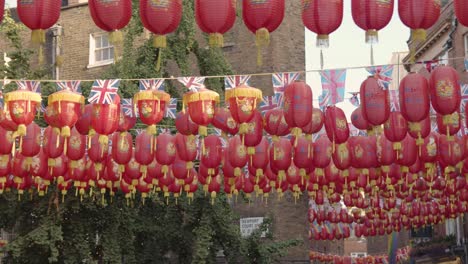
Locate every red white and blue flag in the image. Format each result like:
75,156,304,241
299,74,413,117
259,94,279,114
178,77,205,91
461,84,468,113
318,91,328,110
272,72,301,95
465,58,468,72
88,79,120,104
319,69,347,105
366,65,393,90
423,60,439,73
214,128,227,148
349,92,360,107
158,127,172,134
121,98,134,117
165,98,177,119
389,89,400,112
56,81,81,93
139,79,165,91
16,80,41,93
224,75,251,90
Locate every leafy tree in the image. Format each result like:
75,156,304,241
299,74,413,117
0,1,302,263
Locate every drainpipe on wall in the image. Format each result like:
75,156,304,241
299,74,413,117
50,25,63,80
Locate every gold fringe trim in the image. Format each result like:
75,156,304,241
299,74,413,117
31,29,46,45
153,34,167,48
4,91,41,103
48,91,85,104
412,29,427,42
134,90,170,102
225,86,262,101
183,90,220,105
209,33,224,48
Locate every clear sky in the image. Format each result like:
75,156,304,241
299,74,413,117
5,0,15,7
305,1,409,116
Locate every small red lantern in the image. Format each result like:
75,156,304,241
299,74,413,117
399,73,430,123
437,112,461,138
183,87,219,137
242,0,285,65
228,136,248,177
360,77,390,129
75,104,94,136
134,89,170,137
212,107,239,136
399,0,440,42
200,135,222,182
248,137,269,179
302,0,343,48
226,84,262,136
243,110,264,155
0,127,14,155
384,111,408,153
294,135,314,178
175,111,199,136
111,131,132,176
4,89,41,138
135,132,155,179
47,90,84,138
20,122,41,161
195,0,236,47
155,132,177,176
324,106,349,148
264,108,290,140
175,133,197,169
43,126,64,168
313,135,332,177
283,81,313,139
89,0,132,47
455,0,468,27
66,127,86,161
91,97,121,150
351,0,394,43
351,107,371,132
269,138,292,186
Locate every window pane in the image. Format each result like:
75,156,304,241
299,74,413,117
102,36,109,48
95,50,102,62
110,47,114,60
95,36,102,48
102,48,109,61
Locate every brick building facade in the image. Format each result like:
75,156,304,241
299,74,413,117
0,1,334,263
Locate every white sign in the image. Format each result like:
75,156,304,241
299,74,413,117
240,217,265,238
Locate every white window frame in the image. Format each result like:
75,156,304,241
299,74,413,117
88,32,114,68
437,50,449,66
464,34,468,58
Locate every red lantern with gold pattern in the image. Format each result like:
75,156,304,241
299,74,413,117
200,135,222,182
313,135,332,177
269,138,292,185
111,131,132,175
195,0,236,48
248,137,269,178
431,66,461,131
175,111,199,136
324,106,349,146
134,90,170,136
0,107,18,132
302,0,343,48
134,132,154,179
20,122,41,159
228,136,248,177
89,0,131,45
294,135,314,177
175,133,197,167
75,104,94,136
437,112,460,137
455,0,468,27
351,0,394,43
398,0,440,41
43,126,64,169
156,132,177,176
242,0,285,65
66,127,86,161
305,108,325,135
283,81,313,138
396,135,418,170
0,126,14,154
88,133,109,164
351,107,371,131
4,89,41,138
264,108,290,140
399,73,430,123
243,110,264,154
360,77,390,128
350,136,378,169
183,88,219,137
212,107,239,135
439,135,464,170
140,0,182,49
91,97,121,150
226,84,262,135
384,111,408,153
47,90,84,138
117,105,136,132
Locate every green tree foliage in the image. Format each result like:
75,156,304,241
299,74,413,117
0,1,302,263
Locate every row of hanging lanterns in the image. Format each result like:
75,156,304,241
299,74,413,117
309,250,409,264
2,0,467,67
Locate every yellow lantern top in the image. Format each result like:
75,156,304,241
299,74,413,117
48,90,85,104
225,84,262,101
133,90,171,103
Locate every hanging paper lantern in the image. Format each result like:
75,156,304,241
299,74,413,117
349,136,378,171
396,135,418,173
248,137,269,180
398,0,440,42
155,132,177,177
134,89,170,136
351,107,371,132
195,0,236,47
4,89,41,138
225,84,262,138
183,88,219,137
399,73,430,123
200,135,223,181
242,0,285,65
384,111,408,153
134,132,155,180
0,127,14,155
140,0,182,56
89,0,132,46
17,0,61,63
47,90,85,138
91,96,121,150
304,108,325,136
302,0,343,48
313,135,332,177
175,133,197,169
294,135,314,178
117,106,136,132
66,127,86,161
269,138,292,186
243,110,264,154
377,135,397,177
455,0,468,27
283,81,313,140
351,0,394,43
263,108,290,141
20,122,41,161
88,133,109,165
437,112,461,138
0,155,11,193
212,107,239,135
324,106,349,148
75,104,94,136
0,107,18,132
111,131,132,176
430,66,461,133
43,126,64,168
175,111,199,136
360,77,390,130
228,136,248,177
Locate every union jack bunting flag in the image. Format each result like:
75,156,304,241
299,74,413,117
224,75,251,90
465,58,468,72
135,129,144,135
389,89,400,112
16,80,41,93
423,60,439,73
88,79,120,104
349,123,359,136
272,72,301,95
318,91,328,110
158,127,172,134
177,77,205,91
366,65,393,90
121,98,134,117
259,94,279,114
139,79,165,91
349,92,359,107
165,98,177,119
457,121,465,137
320,69,347,105
40,103,47,113
56,81,81,93
214,128,227,148
431,120,438,133
461,84,468,113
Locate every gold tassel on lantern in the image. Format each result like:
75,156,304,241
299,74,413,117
109,30,123,62
255,28,270,66
31,29,46,65
153,34,167,72
209,33,224,48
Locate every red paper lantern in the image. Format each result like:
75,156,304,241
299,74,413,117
437,112,461,137
396,135,418,171
294,135,314,177
283,81,313,138
134,90,170,137
430,66,461,130
399,73,430,124
88,133,109,164
195,0,236,47
75,104,94,136
302,0,343,48
360,77,390,128
269,138,292,185
384,111,408,153
47,90,84,138
0,127,14,155
43,126,64,169
351,0,394,43
111,131,132,175
350,136,378,170
66,127,86,161
264,108,290,140
117,106,136,132
20,122,41,159
398,0,440,41
135,132,155,179
248,137,269,179
351,107,371,131
313,135,332,177
200,135,223,181
183,88,219,137
155,133,177,176
212,107,239,135
228,136,248,177
17,0,61,51
455,0,468,27
140,0,182,48
89,0,131,45
0,107,18,132
175,111,199,136
243,110,264,154
91,97,121,150
242,0,285,65
226,84,262,135
4,89,41,138
175,133,197,168
324,106,349,146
